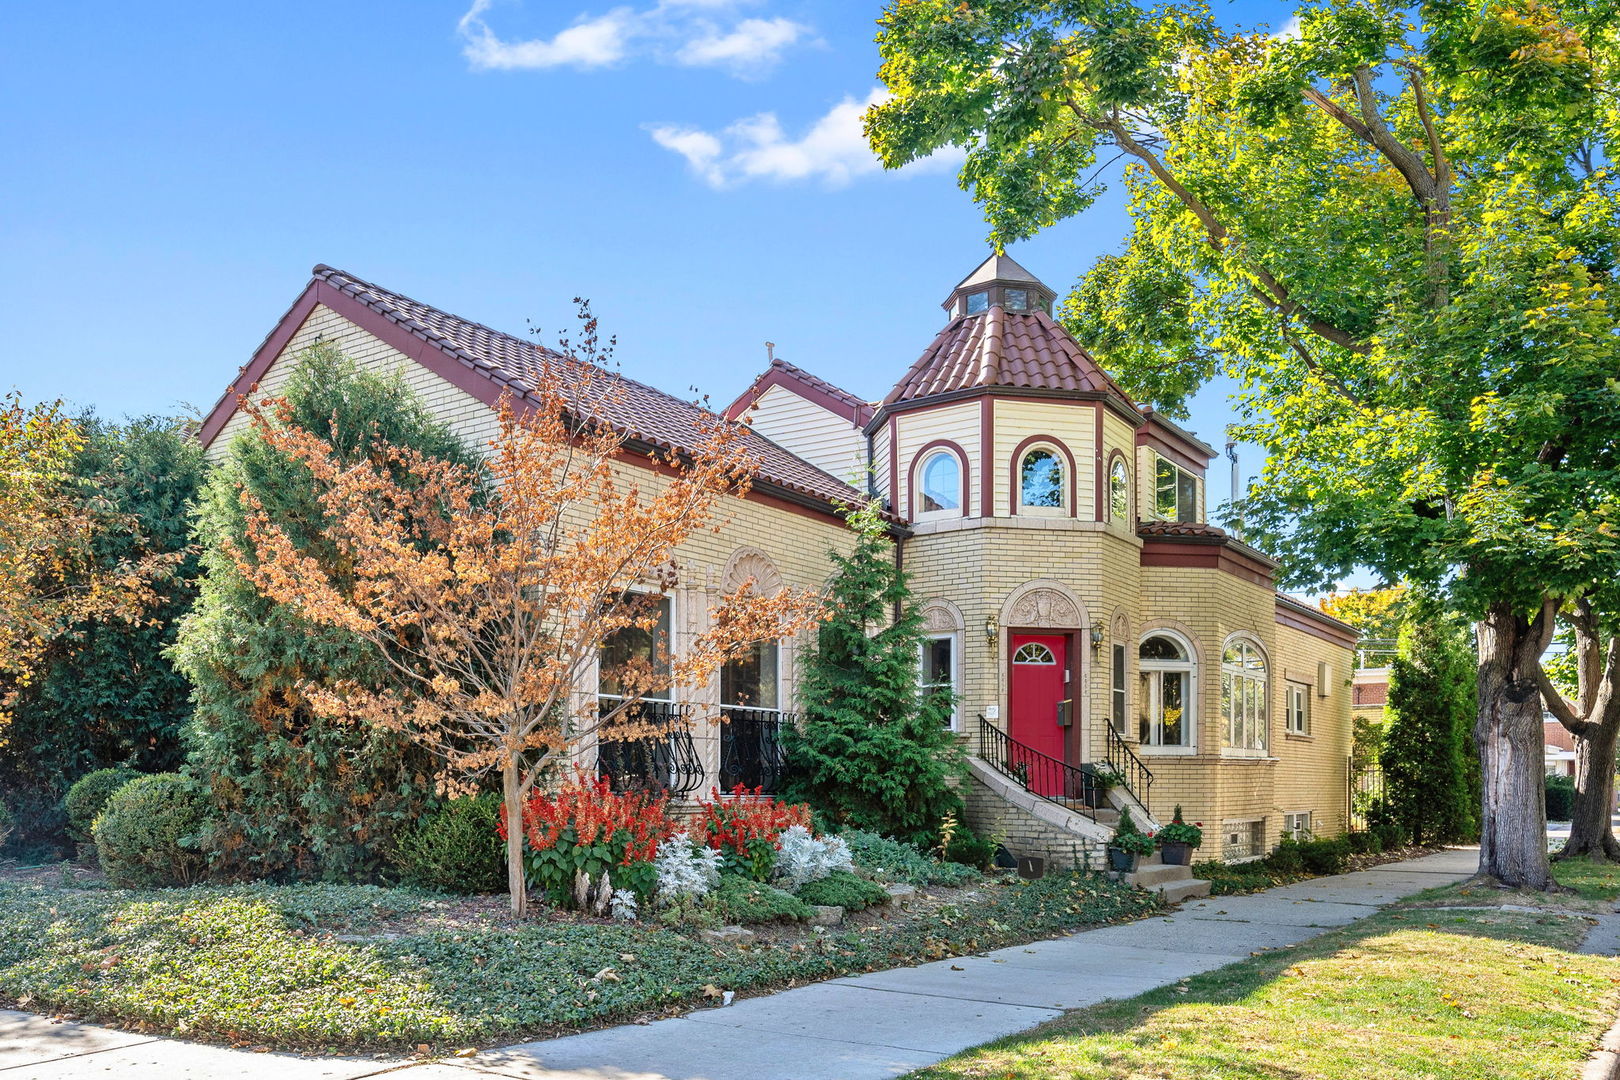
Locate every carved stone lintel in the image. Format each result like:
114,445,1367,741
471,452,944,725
722,548,784,597
1008,587,1081,629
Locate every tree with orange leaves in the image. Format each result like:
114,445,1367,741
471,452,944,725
230,312,825,915
0,393,178,736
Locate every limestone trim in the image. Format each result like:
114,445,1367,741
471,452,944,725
1000,579,1089,631
919,597,967,634
721,547,784,597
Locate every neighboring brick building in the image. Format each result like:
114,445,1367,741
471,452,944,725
200,255,1357,867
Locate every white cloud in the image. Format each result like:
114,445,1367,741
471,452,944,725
647,88,963,189
1270,14,1303,41
457,0,809,77
676,17,806,76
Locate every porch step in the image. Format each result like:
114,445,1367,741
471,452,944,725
1117,856,1212,903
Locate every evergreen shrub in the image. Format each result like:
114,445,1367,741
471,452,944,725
794,869,890,911
93,773,209,887
712,875,813,924
1546,775,1576,821
64,767,140,845
392,795,505,893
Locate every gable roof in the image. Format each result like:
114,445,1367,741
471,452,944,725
724,357,873,427
199,265,864,515
880,305,1139,411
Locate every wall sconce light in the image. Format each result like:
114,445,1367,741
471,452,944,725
984,616,998,644
1089,625,1105,648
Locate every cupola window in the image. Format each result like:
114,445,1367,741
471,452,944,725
1004,288,1029,312
1019,448,1064,510
919,451,962,514
965,291,989,315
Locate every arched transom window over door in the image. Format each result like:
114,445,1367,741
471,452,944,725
1020,448,1064,510
1138,632,1195,750
1013,641,1057,665
919,451,962,514
1222,638,1269,752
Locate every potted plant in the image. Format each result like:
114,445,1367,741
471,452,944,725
1155,805,1203,866
1106,807,1155,873
1077,761,1127,809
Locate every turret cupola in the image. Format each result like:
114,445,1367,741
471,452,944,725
943,253,1057,319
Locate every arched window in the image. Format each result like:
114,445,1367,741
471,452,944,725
1222,637,1269,752
918,450,962,515
1138,632,1195,750
1109,458,1130,522
1019,448,1065,510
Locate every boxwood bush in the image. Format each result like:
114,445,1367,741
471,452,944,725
1546,774,1576,822
794,869,890,911
93,773,209,887
64,767,140,845
391,794,504,894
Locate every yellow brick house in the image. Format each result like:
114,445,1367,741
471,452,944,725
200,255,1357,869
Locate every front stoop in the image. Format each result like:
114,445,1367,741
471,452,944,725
1117,855,1211,903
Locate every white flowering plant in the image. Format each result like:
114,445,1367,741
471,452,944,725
772,825,855,891
652,831,724,906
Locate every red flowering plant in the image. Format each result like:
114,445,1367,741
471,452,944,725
503,768,677,905
696,784,812,881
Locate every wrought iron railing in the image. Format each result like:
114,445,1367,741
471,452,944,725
976,717,1102,822
596,697,704,797
719,707,791,795
1105,723,1153,816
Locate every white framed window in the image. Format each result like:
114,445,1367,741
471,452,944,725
1138,631,1195,751
1111,642,1127,734
1283,811,1312,840
916,450,963,517
1221,636,1269,754
599,594,673,701
1109,458,1130,523
1153,455,1198,522
1224,818,1265,862
722,640,780,712
920,633,959,729
1285,682,1310,735
1019,446,1066,513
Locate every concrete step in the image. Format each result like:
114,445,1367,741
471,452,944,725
1158,877,1212,903
1126,862,1194,888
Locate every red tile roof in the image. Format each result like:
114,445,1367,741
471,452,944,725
882,306,1137,407
724,357,873,426
309,266,864,511
1136,520,1230,540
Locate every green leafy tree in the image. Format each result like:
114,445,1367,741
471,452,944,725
171,344,477,881
867,0,1620,889
0,415,202,857
783,500,965,846
1382,597,1479,845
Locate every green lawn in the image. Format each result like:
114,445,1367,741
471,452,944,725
0,871,1159,1053
904,872,1620,1080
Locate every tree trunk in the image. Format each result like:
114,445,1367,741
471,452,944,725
1560,726,1620,860
1473,600,1555,889
503,759,528,918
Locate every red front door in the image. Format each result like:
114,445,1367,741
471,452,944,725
1009,633,1068,796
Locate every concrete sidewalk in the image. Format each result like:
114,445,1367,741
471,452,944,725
0,848,1478,1080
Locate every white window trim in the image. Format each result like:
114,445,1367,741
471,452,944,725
919,631,962,731
1285,681,1312,736
1283,810,1313,840
1150,453,1199,523
596,589,677,703
913,448,966,521
1220,634,1270,758
1138,630,1197,756
1108,457,1131,524
721,639,782,714
1017,444,1070,516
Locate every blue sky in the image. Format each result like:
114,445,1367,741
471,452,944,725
0,0,1298,516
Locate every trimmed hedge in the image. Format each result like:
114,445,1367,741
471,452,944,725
64,767,140,845
93,773,209,888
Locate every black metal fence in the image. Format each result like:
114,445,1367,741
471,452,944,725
1105,723,1154,817
1347,758,1384,831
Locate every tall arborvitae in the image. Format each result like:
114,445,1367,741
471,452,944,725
1381,595,1480,845
171,345,478,881
0,416,203,858
782,500,964,846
